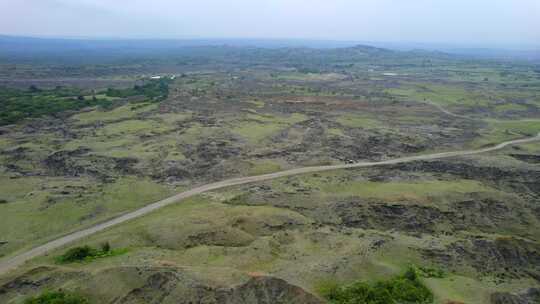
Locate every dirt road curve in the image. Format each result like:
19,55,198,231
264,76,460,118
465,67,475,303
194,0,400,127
1,134,539,276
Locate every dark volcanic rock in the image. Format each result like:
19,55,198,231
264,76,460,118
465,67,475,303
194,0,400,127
330,200,446,233
0,266,81,296
424,237,540,278
152,165,191,182
43,147,93,176
491,288,540,304
491,292,528,304
216,276,324,304
114,270,322,304
393,160,540,182
43,148,138,179
509,154,540,164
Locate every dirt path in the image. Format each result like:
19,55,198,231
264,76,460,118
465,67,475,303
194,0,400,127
0,134,539,277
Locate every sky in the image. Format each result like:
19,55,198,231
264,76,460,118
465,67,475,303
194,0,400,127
1,0,539,47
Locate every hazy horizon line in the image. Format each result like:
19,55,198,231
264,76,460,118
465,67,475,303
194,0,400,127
2,33,540,51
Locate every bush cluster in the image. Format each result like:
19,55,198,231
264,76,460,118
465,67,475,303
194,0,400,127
418,266,445,279
56,242,115,263
24,291,89,304
0,78,170,125
323,268,434,304
0,86,113,125
105,78,170,101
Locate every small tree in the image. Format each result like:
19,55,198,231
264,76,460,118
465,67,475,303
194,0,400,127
100,241,111,253
28,85,40,93
58,246,95,263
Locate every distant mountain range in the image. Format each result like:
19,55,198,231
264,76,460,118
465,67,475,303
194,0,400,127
0,35,538,63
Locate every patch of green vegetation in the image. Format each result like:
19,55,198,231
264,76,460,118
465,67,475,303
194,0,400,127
105,78,171,102
0,176,42,203
154,112,192,124
246,112,307,124
336,114,383,129
0,177,171,258
93,117,176,138
73,103,158,124
417,266,446,279
164,150,186,161
245,100,265,108
56,243,127,264
473,119,540,147
494,103,528,113
248,160,282,175
423,275,491,304
0,137,13,149
321,268,433,304
24,291,89,304
388,83,490,108
0,86,114,125
272,72,345,82
318,179,491,202
490,119,540,136
63,136,137,154
178,122,220,143
233,112,307,143
233,122,284,143
327,127,347,138
97,119,154,136
0,79,172,125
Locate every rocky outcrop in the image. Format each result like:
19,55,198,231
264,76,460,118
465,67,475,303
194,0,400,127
422,237,540,279
216,276,324,304
509,154,540,164
43,148,138,179
1,266,323,304
113,269,323,304
491,288,540,304
392,160,540,182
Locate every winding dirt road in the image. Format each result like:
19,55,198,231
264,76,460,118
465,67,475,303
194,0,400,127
0,134,539,277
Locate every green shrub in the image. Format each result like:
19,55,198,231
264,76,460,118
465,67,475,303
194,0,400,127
56,243,127,264
418,266,446,279
57,246,96,263
105,78,170,101
24,291,89,304
100,241,111,253
323,267,434,304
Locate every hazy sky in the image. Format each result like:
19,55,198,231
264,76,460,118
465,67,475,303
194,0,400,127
1,0,539,47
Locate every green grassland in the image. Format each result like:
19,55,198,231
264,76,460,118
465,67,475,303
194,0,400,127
336,114,384,129
472,119,540,147
232,112,308,144
318,179,492,202
72,103,158,125
0,176,173,258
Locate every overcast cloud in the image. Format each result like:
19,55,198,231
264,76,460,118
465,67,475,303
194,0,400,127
1,0,539,47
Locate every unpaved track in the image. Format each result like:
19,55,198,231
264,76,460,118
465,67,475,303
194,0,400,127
0,134,539,277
